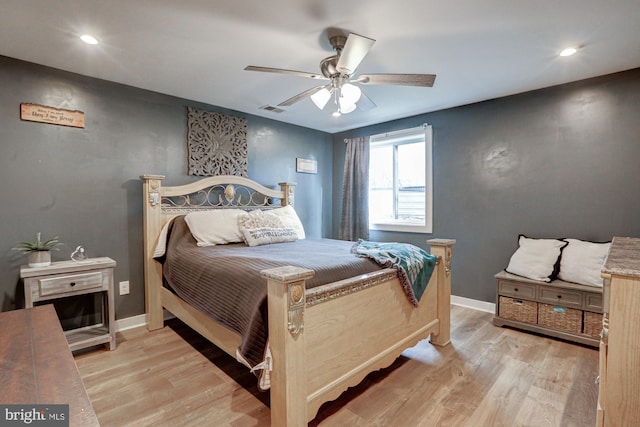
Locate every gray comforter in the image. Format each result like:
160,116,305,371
159,216,380,368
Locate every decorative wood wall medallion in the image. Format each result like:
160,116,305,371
187,107,247,176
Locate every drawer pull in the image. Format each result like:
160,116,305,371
557,295,562,299
70,282,76,287
514,288,518,292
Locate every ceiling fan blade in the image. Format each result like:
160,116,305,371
357,73,436,87
244,65,328,80
356,90,377,112
277,85,328,107
336,33,375,75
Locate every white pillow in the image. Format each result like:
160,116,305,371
268,205,305,239
505,235,567,282
558,239,611,287
184,209,248,246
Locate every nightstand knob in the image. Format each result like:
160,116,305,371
557,295,562,299
70,282,76,287
514,288,518,292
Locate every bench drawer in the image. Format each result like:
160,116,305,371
539,287,582,308
499,296,538,323
538,303,582,334
498,280,536,300
583,311,603,338
585,293,603,312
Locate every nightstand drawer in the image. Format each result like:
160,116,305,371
539,287,582,308
498,280,536,299
39,271,104,296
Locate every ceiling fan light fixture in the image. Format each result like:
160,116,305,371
340,83,362,105
310,87,332,110
339,100,357,114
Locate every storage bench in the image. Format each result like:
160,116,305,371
493,270,603,347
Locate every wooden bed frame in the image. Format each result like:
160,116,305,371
140,174,455,426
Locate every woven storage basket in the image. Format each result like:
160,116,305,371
583,311,603,338
538,303,581,334
499,296,537,323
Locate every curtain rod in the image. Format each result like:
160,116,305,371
344,123,429,143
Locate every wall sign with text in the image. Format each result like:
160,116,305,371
20,103,85,128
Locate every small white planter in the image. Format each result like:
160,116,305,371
27,251,51,268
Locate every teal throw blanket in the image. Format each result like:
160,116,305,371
351,240,438,307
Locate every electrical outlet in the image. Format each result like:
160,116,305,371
119,281,130,295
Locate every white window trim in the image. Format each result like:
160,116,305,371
369,124,433,234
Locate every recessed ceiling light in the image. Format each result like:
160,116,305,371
560,47,577,57
80,34,99,45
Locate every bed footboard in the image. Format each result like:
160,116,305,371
262,238,455,425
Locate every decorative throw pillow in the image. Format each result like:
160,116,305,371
505,235,567,282
268,205,306,239
184,209,248,246
558,239,611,287
242,227,298,247
238,209,284,231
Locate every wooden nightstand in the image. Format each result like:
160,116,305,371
20,257,116,352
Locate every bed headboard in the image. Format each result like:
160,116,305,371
139,174,296,328
141,174,296,243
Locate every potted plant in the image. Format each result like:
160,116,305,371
13,232,63,267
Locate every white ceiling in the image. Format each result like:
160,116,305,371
1,1,639,133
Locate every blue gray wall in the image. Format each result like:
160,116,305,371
0,55,332,318
333,69,640,303
2,54,639,317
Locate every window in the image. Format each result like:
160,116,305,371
368,125,432,233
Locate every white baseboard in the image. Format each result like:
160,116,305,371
114,314,147,332
451,295,495,314
114,310,175,332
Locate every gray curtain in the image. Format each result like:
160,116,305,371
339,136,370,241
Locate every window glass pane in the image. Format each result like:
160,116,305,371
397,142,425,222
369,145,394,222
367,125,432,233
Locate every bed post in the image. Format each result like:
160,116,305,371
427,238,456,346
278,182,296,207
261,265,314,427
140,174,165,331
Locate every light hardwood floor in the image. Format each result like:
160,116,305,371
74,305,599,426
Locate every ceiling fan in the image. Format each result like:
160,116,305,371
244,30,436,117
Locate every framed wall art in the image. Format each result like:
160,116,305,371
187,107,247,176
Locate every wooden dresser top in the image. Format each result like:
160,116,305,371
602,236,640,278
0,305,99,426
